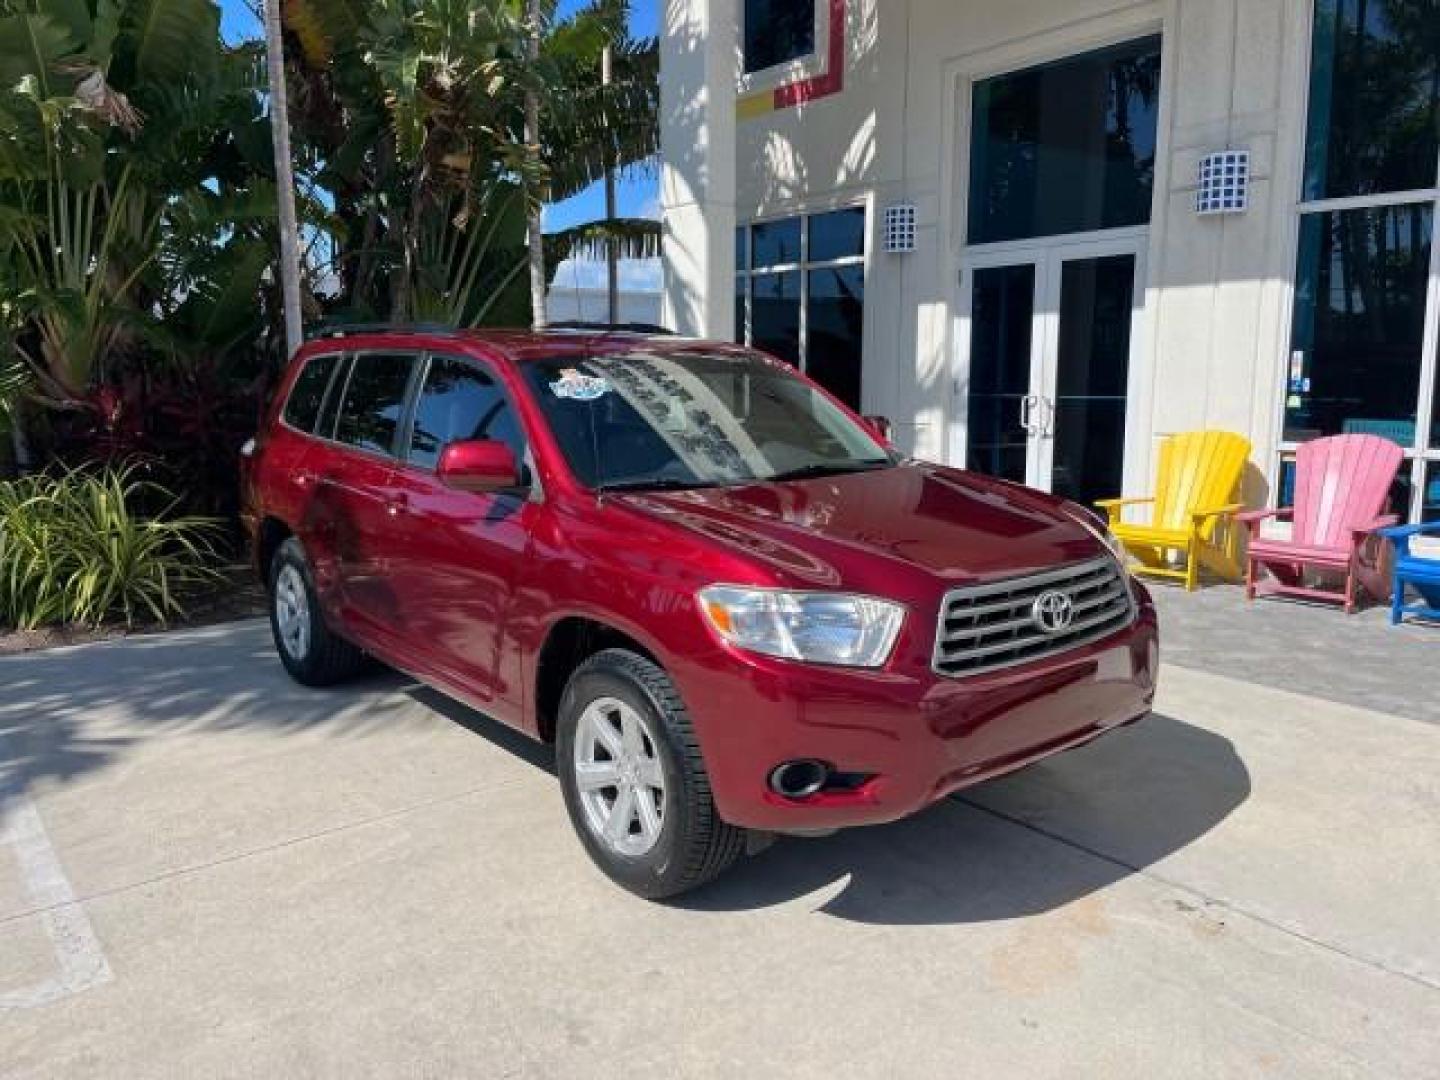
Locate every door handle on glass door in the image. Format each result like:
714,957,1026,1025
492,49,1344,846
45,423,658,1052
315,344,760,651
1020,395,1040,434
1039,397,1056,437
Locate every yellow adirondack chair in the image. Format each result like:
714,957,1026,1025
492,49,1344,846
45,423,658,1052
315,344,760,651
1096,430,1252,591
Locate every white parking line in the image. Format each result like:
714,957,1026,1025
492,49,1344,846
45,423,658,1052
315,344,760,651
1,796,113,1010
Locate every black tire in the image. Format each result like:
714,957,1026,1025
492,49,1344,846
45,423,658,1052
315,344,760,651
267,536,366,687
556,649,747,899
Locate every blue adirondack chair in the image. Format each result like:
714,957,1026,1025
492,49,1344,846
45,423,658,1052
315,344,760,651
1380,523,1440,625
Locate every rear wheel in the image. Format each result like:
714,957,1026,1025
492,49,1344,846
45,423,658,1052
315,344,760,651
556,649,746,899
268,537,365,687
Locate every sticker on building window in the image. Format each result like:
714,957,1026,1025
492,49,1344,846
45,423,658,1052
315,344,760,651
549,369,611,401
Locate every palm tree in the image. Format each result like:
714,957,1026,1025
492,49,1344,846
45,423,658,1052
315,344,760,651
536,0,661,315
0,0,278,403
279,0,537,324
525,0,545,327
262,0,305,355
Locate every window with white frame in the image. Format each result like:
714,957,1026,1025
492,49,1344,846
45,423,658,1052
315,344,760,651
735,208,867,411
742,0,816,75
1286,0,1440,522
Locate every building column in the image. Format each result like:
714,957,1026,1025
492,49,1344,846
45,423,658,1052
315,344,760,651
660,0,738,339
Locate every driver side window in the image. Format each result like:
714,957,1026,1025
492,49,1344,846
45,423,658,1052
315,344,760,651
408,355,528,472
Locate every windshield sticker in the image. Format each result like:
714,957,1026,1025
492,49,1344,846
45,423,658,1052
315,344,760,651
550,369,611,402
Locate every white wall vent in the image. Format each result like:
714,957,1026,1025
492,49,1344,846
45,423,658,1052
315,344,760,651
882,204,917,253
1196,150,1250,215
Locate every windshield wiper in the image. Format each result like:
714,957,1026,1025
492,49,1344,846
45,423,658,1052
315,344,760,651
765,460,893,483
595,478,715,494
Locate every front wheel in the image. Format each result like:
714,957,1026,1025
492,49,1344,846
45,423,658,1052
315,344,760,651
556,649,746,899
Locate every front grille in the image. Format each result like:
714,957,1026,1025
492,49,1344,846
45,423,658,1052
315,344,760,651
932,557,1135,678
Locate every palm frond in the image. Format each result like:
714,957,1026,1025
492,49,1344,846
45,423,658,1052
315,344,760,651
546,216,659,264
118,0,220,86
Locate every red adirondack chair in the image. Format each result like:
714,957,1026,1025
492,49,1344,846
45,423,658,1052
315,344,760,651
1239,434,1404,614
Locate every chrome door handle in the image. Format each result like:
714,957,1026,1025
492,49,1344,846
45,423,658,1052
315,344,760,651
385,495,408,518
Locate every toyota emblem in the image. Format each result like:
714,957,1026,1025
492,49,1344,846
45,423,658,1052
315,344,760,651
1031,590,1075,635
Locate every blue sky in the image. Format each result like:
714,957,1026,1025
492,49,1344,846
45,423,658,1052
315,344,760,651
220,0,662,291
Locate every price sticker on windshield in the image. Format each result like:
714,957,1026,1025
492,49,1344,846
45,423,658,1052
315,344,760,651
550,369,611,402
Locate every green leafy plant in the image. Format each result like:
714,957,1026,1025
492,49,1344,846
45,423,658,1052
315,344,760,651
0,0,277,403
282,0,660,324
0,463,222,629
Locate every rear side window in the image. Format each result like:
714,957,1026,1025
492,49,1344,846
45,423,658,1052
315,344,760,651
282,354,339,433
315,355,353,439
334,353,418,456
408,356,528,471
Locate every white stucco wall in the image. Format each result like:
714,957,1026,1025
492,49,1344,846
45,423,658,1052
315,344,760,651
662,0,1317,502
660,0,738,339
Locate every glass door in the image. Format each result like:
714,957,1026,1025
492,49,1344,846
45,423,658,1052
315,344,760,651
1041,251,1138,505
963,262,1045,488
958,239,1144,506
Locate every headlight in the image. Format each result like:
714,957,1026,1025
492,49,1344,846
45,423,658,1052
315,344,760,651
697,587,905,668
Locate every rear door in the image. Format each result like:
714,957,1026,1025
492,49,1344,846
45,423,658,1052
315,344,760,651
254,350,345,546
382,353,537,704
307,351,421,648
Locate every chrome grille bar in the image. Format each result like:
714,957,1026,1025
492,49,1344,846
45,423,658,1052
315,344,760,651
932,557,1136,678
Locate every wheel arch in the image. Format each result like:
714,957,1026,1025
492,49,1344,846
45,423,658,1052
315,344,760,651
256,516,294,587
533,615,663,744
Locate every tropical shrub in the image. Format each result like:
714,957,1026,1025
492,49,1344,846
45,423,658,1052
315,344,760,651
45,354,267,520
0,0,664,513
0,0,281,402
0,464,222,629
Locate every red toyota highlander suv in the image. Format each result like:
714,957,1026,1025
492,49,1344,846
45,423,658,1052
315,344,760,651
242,327,1158,898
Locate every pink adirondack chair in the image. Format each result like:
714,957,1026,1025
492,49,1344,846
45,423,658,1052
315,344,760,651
1239,434,1405,613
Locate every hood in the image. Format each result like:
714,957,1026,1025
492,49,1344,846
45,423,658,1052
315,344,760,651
615,463,1103,592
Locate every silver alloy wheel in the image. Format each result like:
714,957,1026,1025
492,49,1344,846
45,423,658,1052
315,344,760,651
574,696,666,858
274,564,311,661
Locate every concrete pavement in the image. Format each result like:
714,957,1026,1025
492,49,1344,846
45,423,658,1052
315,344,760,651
2,619,1438,1078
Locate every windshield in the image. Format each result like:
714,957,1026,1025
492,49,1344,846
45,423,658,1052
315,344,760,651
522,351,893,491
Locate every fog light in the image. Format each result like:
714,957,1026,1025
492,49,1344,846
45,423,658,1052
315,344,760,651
768,760,830,800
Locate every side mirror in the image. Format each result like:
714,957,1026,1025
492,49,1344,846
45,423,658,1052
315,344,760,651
437,440,521,493
863,415,894,444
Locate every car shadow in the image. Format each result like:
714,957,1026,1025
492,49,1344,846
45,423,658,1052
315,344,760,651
403,687,1249,926
677,714,1249,926
405,685,557,776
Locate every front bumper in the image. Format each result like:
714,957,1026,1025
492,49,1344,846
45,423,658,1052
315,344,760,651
675,601,1159,832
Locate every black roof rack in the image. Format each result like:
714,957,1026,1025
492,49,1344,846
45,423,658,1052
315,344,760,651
305,321,675,341
547,321,675,336
305,322,460,341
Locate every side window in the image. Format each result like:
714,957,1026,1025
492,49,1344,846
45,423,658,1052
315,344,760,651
409,355,528,472
334,353,418,457
282,354,339,433
743,0,815,75
315,355,353,440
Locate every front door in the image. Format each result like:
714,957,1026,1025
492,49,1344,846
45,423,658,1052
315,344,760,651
382,353,536,706
957,239,1144,506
